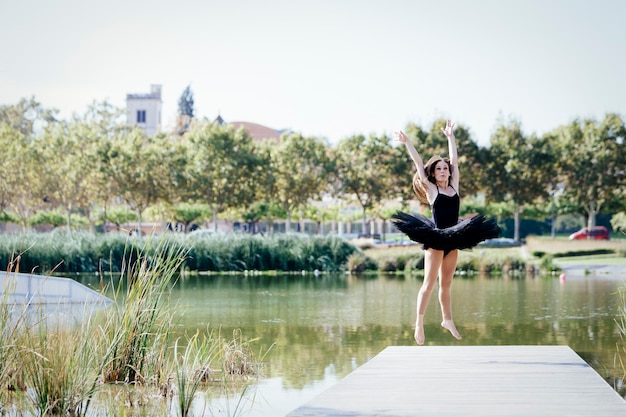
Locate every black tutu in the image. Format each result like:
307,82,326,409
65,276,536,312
391,211,501,252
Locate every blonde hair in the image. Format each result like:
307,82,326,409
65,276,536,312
412,156,453,204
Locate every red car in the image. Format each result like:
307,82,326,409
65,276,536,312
568,226,609,240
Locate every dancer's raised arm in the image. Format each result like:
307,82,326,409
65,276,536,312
440,120,459,190
394,130,428,183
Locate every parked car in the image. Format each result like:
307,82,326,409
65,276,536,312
568,226,609,240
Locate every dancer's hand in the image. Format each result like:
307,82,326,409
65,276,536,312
394,131,409,143
441,120,455,139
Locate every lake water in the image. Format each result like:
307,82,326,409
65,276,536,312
166,268,626,416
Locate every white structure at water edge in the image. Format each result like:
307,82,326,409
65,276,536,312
1,271,112,305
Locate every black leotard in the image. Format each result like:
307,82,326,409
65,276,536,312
432,186,459,229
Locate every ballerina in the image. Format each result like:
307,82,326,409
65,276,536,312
393,120,500,345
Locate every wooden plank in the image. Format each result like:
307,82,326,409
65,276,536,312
287,346,626,417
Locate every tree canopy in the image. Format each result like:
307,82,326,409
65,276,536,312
1,95,624,237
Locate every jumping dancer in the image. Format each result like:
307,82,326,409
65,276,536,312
393,120,500,344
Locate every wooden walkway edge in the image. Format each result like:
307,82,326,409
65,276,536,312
287,345,626,416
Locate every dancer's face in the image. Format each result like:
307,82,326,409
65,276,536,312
433,160,450,182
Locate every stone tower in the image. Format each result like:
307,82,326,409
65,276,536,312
126,84,162,136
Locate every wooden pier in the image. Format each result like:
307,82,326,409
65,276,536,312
287,345,626,416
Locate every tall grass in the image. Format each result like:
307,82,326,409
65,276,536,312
172,329,222,417
102,236,189,384
185,233,356,272
169,327,271,417
13,234,188,416
20,304,108,416
0,230,137,273
0,231,357,273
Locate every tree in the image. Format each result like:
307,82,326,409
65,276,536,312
78,101,130,231
555,114,626,230
102,206,138,231
36,120,101,230
245,141,278,233
484,118,556,241
79,100,127,138
0,97,58,136
167,202,211,233
176,85,195,135
0,124,22,213
98,130,176,234
28,210,66,228
371,202,406,241
184,122,262,231
302,204,343,235
333,134,395,234
236,201,282,234
0,123,42,231
269,133,332,232
8,144,44,232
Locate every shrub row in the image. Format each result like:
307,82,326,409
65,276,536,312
0,230,358,274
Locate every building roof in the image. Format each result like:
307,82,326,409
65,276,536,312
227,120,283,143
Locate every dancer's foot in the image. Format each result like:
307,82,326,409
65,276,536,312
414,322,425,345
441,319,462,340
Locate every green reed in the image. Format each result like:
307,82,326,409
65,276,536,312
172,329,223,417
0,231,357,273
102,236,189,384
169,327,270,417
0,230,137,274
20,303,108,416
185,232,356,272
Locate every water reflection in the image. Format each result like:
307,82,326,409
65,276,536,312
74,271,626,416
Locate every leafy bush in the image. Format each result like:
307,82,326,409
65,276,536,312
346,252,378,273
611,212,626,234
379,256,407,272
27,210,66,228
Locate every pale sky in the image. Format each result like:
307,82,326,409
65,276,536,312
1,0,624,146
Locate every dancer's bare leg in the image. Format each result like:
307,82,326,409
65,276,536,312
439,250,462,340
415,249,443,345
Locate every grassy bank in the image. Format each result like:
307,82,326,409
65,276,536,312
359,235,626,275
